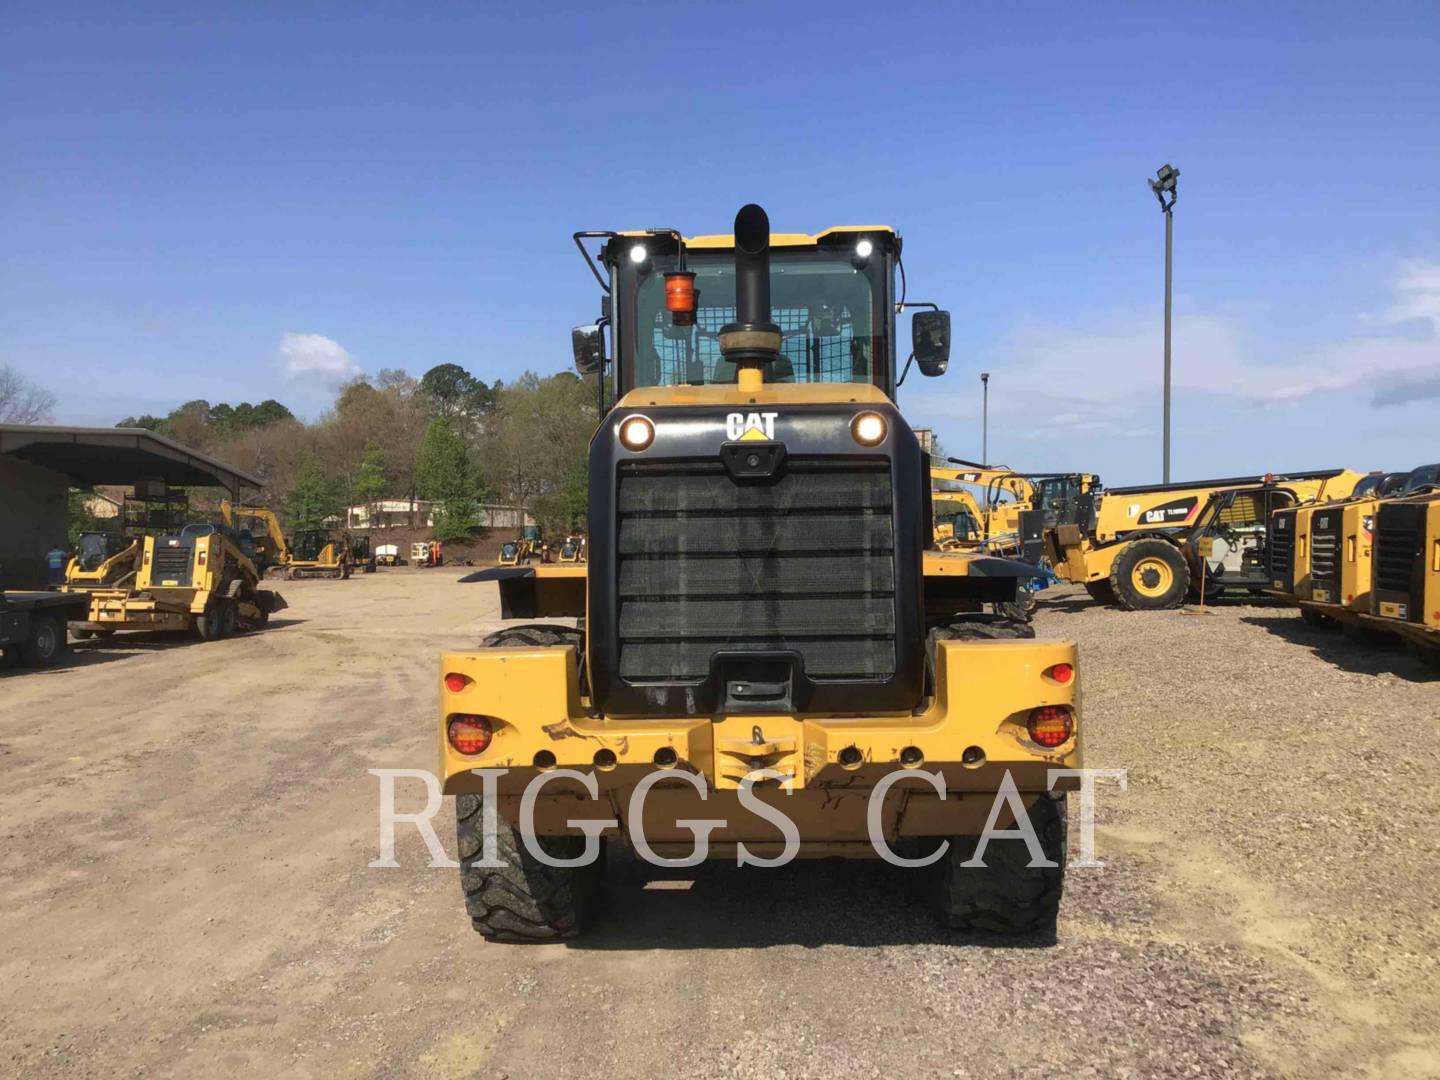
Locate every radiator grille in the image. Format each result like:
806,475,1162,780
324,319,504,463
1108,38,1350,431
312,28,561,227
1268,509,1295,585
151,543,193,585
615,457,895,681
1374,504,1421,599
1310,512,1340,590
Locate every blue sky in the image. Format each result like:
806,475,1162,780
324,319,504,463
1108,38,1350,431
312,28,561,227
2,2,1436,485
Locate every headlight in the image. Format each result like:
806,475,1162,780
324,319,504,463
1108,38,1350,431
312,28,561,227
851,411,887,446
619,415,655,451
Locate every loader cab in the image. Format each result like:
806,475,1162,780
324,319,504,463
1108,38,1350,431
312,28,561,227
75,532,125,572
1031,474,1100,532
1194,486,1301,592
577,226,948,406
1400,463,1440,494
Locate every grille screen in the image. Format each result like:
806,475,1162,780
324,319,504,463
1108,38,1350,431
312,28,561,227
1374,504,1421,597
1310,513,1340,589
615,457,895,681
151,544,192,584
1268,510,1295,582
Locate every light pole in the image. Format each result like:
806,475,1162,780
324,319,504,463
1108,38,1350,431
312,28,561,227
1149,162,1179,483
980,372,990,463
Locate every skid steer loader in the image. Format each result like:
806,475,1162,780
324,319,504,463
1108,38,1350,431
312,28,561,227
440,204,1081,942
72,522,285,640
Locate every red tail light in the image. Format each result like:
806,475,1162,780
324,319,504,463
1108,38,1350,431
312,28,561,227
447,715,493,755
1027,706,1074,748
444,672,471,693
1044,662,1074,684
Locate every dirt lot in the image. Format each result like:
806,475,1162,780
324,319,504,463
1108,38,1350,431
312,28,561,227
1,574,1437,1078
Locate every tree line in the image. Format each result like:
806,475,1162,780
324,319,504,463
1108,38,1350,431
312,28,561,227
116,363,597,542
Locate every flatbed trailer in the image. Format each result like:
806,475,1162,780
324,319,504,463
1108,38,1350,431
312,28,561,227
0,591,91,668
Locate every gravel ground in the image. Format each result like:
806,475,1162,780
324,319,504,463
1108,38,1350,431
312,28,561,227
0,574,1436,1078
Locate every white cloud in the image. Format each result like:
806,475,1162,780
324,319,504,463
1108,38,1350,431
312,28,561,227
915,260,1440,442
1374,260,1440,335
278,332,360,384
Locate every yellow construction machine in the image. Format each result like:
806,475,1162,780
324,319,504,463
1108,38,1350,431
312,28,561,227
556,533,587,562
1269,465,1440,665
931,460,1100,561
1362,478,1440,666
287,528,352,579
1046,469,1368,609
440,204,1080,941
71,522,285,639
498,525,548,566
218,500,295,578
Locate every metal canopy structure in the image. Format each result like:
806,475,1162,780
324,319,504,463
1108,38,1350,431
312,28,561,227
0,425,262,493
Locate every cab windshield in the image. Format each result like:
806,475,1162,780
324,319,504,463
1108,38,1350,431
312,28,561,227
622,249,887,390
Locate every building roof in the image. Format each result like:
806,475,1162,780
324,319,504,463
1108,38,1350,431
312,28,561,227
0,424,262,492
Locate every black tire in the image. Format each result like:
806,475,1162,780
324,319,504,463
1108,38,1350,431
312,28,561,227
926,616,1035,692
1109,539,1190,611
933,793,1067,935
1084,580,1116,605
483,624,587,690
21,614,66,668
196,603,225,641
991,585,1037,623
455,786,604,943
1404,639,1440,672
219,600,239,638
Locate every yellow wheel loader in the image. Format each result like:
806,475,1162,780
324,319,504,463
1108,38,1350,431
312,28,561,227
1267,470,1392,628
72,523,286,639
1361,480,1440,667
1046,470,1368,609
441,204,1081,942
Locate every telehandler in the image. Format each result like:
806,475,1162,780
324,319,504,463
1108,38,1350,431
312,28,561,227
441,204,1080,941
1046,469,1367,609
73,522,285,639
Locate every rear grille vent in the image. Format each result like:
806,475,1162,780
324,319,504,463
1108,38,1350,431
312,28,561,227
1309,513,1340,589
615,457,895,682
151,543,193,584
1268,509,1295,586
1374,504,1421,598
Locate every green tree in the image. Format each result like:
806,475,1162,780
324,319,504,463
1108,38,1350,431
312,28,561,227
416,418,479,542
478,371,595,533
352,442,388,526
287,456,344,532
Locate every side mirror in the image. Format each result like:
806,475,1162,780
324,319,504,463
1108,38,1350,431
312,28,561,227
571,324,606,376
912,310,951,377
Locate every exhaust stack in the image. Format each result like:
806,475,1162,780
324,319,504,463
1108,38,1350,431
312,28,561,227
719,203,782,374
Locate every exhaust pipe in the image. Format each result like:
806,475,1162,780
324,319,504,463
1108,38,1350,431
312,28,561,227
720,203,782,371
